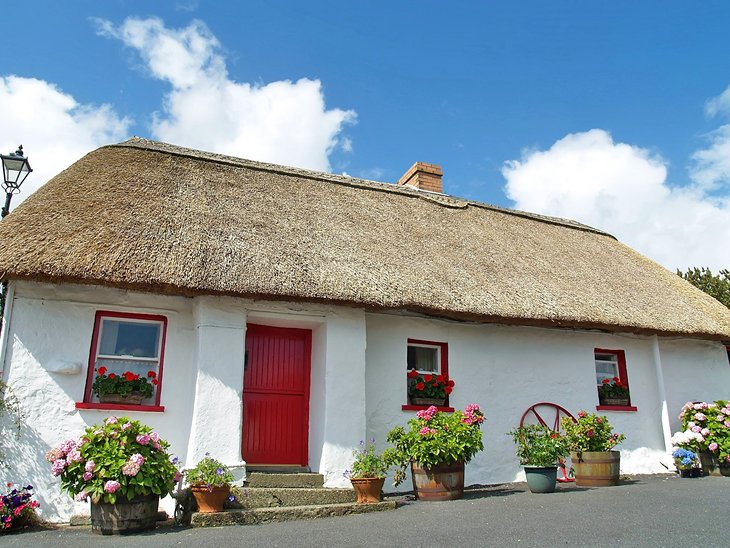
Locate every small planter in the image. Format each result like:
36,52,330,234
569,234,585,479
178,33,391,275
679,468,702,478
98,392,144,405
190,484,231,513
410,397,446,407
350,477,385,504
411,461,464,501
699,451,721,476
571,451,620,487
524,466,558,493
90,494,159,535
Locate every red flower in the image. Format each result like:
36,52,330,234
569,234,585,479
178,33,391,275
448,380,455,387
424,374,433,383
147,370,157,379
108,373,116,379
151,379,159,386
97,366,107,376
612,377,620,382
602,379,610,384
124,371,136,381
436,375,445,383
415,382,425,391
445,386,453,395
407,370,419,379
432,382,439,388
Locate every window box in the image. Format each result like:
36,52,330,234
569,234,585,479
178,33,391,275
402,339,452,411
77,311,167,411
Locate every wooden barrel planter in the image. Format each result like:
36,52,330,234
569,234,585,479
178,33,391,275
90,494,159,535
410,461,464,500
571,451,620,487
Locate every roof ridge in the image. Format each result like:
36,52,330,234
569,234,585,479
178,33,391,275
110,137,615,238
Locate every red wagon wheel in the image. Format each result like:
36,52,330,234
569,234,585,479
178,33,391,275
519,402,577,483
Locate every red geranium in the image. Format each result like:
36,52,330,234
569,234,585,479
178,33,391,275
108,373,115,379
407,373,455,401
97,366,107,376
407,369,419,379
415,382,425,391
424,374,433,382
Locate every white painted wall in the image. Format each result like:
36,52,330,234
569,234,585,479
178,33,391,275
2,280,728,521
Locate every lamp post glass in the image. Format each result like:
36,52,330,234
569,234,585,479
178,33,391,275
1,145,32,218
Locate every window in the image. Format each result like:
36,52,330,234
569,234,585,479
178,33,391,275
594,348,636,411
403,339,452,411
77,311,167,412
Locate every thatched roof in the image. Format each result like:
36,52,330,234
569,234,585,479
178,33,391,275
0,137,728,340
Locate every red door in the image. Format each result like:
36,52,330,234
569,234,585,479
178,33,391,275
242,324,312,466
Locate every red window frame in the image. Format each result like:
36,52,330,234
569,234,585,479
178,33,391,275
402,339,453,412
75,311,167,412
594,348,637,412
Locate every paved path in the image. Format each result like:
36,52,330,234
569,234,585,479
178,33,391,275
0,474,726,547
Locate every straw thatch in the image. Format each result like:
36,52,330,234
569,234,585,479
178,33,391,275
0,137,728,340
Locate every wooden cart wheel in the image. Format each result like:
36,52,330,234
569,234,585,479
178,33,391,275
519,402,577,483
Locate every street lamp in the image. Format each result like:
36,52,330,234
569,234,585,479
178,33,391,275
1,145,32,218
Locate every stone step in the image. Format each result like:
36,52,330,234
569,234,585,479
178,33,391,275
246,472,324,489
229,486,355,509
191,501,398,528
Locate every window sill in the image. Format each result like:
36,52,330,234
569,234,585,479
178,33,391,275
401,405,454,413
75,402,165,412
596,405,637,412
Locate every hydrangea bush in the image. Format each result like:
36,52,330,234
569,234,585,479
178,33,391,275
676,400,730,464
384,404,485,486
46,417,179,504
671,448,700,470
561,411,625,453
0,483,39,531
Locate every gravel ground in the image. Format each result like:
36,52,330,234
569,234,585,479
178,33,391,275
0,474,725,547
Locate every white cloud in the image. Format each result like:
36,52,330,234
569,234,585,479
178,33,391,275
98,17,356,172
502,129,730,271
0,76,130,206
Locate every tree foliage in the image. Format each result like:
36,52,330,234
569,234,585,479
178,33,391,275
676,267,730,308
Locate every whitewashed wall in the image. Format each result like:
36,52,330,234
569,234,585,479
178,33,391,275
2,280,728,521
364,314,730,490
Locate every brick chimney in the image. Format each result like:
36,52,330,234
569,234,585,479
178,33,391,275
397,162,443,193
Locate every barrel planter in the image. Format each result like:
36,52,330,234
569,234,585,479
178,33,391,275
90,494,159,535
524,466,558,493
410,461,464,501
571,451,620,487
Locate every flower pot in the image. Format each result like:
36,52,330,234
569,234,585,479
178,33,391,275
98,392,144,405
90,494,159,535
570,451,620,487
410,397,446,407
679,468,702,478
410,461,464,501
720,463,730,477
599,398,629,407
699,451,721,476
190,484,230,513
524,465,558,493
350,477,385,504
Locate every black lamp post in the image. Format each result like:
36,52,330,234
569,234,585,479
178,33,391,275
1,145,32,218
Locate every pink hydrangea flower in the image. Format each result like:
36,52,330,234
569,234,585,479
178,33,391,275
82,472,93,482
709,442,719,452
150,432,160,443
725,420,730,428
701,428,710,437
122,461,141,476
85,460,95,473
465,403,480,414
136,434,150,445
416,409,433,420
51,459,66,476
694,413,706,421
104,480,121,493
105,416,119,425
45,447,64,463
66,448,83,463
691,425,702,433
59,439,77,455
693,403,703,410
130,453,144,466
418,427,436,436
718,415,725,422
121,422,132,430
174,470,182,483
74,491,89,502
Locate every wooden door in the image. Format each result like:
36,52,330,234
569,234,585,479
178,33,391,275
242,324,311,466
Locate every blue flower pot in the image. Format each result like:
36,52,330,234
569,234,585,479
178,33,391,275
524,466,558,493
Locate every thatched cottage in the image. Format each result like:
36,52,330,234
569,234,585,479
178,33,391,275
0,137,729,520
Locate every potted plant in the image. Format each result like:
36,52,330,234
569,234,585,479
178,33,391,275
344,440,389,503
91,366,157,405
383,404,485,500
185,454,234,513
406,371,454,406
677,400,730,476
597,377,630,406
46,416,178,534
0,484,40,531
508,424,570,493
671,447,701,478
561,411,625,486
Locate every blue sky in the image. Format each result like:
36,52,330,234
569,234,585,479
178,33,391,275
2,1,729,271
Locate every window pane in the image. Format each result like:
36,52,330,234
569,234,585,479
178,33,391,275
99,319,160,358
407,346,439,372
595,353,619,384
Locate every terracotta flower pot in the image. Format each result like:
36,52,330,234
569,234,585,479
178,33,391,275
350,477,385,504
190,484,230,513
